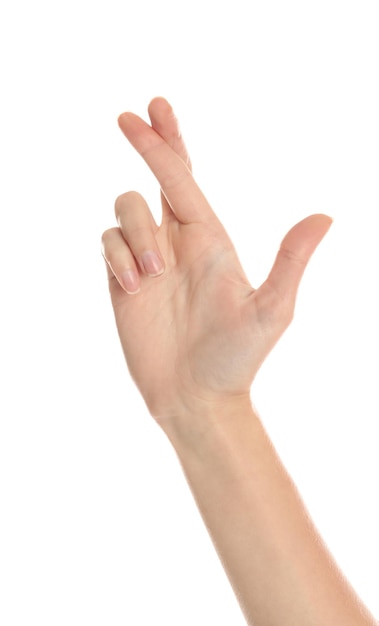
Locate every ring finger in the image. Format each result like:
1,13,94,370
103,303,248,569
115,190,166,278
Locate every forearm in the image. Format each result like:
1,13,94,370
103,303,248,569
160,397,376,626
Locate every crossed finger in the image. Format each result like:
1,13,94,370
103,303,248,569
148,97,192,172
118,108,215,225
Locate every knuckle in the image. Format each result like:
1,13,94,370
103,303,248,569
274,290,295,326
274,291,296,329
279,246,307,268
126,224,151,238
281,300,295,327
162,167,191,190
262,282,295,329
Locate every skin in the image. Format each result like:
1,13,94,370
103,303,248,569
102,98,331,423
101,98,376,625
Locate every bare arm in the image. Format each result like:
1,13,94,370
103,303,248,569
101,98,376,625
162,398,375,625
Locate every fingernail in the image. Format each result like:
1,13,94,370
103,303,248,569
141,250,164,276
121,269,140,294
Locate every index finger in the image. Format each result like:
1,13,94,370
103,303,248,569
118,111,215,225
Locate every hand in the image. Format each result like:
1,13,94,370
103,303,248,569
101,98,332,424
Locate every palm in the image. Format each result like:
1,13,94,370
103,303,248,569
109,208,264,418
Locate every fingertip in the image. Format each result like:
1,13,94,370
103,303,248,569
117,112,128,135
148,97,177,131
117,111,132,128
313,212,333,228
310,213,334,240
284,213,333,249
148,96,173,116
117,112,153,147
300,212,333,226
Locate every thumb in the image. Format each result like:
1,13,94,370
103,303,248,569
266,213,333,301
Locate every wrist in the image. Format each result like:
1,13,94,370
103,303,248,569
156,392,257,451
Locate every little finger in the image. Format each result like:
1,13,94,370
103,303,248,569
101,227,141,295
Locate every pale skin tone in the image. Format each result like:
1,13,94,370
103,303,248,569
101,98,376,625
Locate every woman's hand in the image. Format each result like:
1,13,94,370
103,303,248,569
101,98,332,424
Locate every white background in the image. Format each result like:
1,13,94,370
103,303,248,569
0,0,378,623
